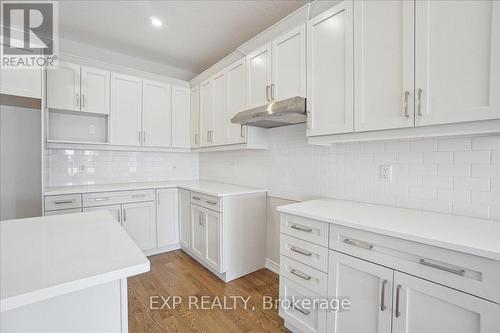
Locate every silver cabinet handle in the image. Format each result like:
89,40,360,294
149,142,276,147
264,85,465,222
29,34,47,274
417,88,423,116
94,197,109,202
54,200,74,205
198,212,204,226
395,284,402,318
290,246,312,257
143,131,146,144
290,269,311,281
206,200,217,205
123,209,126,222
291,224,313,233
265,85,270,102
343,238,374,250
138,131,142,144
404,91,410,117
157,195,160,206
76,93,80,108
192,196,201,201
380,280,387,311
419,259,466,276
240,125,245,138
194,133,199,144
211,130,215,142
118,209,121,223
291,304,310,316
271,83,276,101
82,94,86,108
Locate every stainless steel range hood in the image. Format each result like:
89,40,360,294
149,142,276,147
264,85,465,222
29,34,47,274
231,96,306,128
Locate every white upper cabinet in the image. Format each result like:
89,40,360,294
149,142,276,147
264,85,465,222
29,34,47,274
211,70,227,146
80,66,110,115
415,0,500,126
171,86,191,148
47,61,81,112
271,24,306,100
392,271,500,333
226,59,247,144
190,85,201,148
142,80,171,147
307,1,354,136
246,43,272,108
1,68,42,99
354,0,414,131
199,79,213,147
110,73,142,146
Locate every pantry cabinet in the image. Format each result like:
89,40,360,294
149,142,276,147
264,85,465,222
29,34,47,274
110,73,142,146
171,86,191,148
122,201,156,252
414,0,500,126
306,1,353,136
226,59,247,144
47,62,110,114
142,80,172,147
190,85,201,147
353,0,414,131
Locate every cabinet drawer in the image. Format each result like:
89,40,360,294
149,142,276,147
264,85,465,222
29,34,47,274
44,208,82,216
331,225,500,304
44,194,81,211
281,234,328,273
191,192,220,212
279,277,327,333
280,255,327,296
281,214,329,247
83,189,154,207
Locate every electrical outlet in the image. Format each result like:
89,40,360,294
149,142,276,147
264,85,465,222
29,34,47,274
79,164,87,173
380,165,392,182
88,125,96,135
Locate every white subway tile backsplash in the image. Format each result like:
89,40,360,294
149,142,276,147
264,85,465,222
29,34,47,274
385,141,410,152
422,199,453,214
453,202,490,219
397,152,422,164
437,189,470,203
471,164,500,178
410,139,438,152
454,151,490,164
422,175,453,189
438,164,470,177
423,152,453,164
409,164,437,176
409,187,437,200
438,137,471,151
453,177,490,191
492,178,500,193
470,192,500,206
472,136,500,150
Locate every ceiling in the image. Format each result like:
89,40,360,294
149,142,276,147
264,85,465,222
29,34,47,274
59,1,308,79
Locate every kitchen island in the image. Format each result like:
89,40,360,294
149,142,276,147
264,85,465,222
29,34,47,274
0,211,150,333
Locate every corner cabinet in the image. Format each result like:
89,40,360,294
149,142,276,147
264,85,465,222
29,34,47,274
306,1,354,136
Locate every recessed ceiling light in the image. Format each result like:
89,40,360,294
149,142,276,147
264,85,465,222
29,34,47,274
150,16,163,28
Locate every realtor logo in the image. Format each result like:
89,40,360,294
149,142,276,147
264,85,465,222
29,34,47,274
1,1,58,68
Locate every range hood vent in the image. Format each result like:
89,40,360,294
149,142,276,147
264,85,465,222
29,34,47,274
231,96,306,128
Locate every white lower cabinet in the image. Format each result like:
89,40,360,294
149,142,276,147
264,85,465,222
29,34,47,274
190,204,206,258
156,188,179,248
122,201,156,252
178,189,191,249
83,205,122,224
327,251,392,333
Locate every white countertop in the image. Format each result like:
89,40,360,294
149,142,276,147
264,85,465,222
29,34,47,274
44,180,267,197
0,211,150,312
277,198,500,261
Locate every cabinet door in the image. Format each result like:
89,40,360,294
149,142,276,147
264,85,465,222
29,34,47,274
307,1,353,136
47,61,81,111
156,188,179,248
226,59,247,144
392,271,500,333
415,0,500,125
190,205,205,258
179,189,191,249
0,68,42,98
122,201,156,251
246,43,272,108
327,251,393,333
205,208,222,273
272,24,306,100
354,0,414,131
190,85,200,148
83,205,121,224
171,86,191,148
80,66,110,115
211,70,227,146
110,73,142,146
199,79,213,147
142,80,171,147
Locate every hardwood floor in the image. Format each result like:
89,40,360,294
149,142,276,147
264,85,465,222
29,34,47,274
128,250,288,333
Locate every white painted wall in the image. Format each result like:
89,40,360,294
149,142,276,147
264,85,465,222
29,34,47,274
46,149,198,187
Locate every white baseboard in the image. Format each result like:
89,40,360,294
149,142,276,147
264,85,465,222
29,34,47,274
265,258,279,274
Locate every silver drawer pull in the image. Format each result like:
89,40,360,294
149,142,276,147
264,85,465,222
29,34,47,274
192,196,201,201
290,246,312,257
291,304,310,316
343,238,374,250
291,224,313,233
206,200,217,205
419,259,466,276
290,269,311,281
54,200,74,205
94,197,109,202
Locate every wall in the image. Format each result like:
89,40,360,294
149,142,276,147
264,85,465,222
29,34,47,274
46,149,198,187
